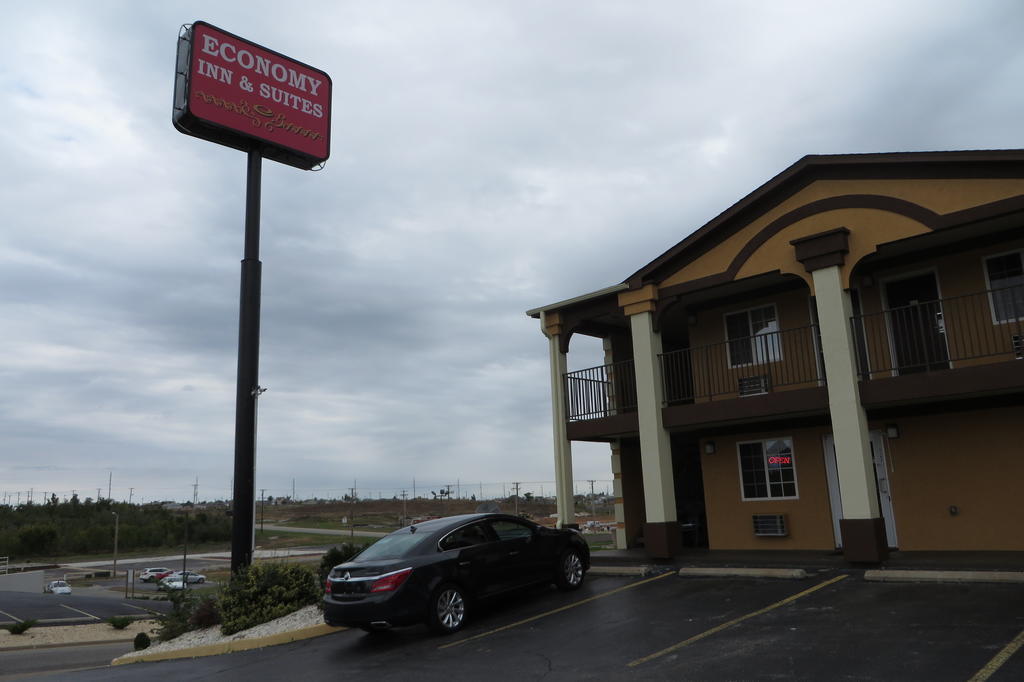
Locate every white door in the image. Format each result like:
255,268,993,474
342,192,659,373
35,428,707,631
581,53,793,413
823,432,898,548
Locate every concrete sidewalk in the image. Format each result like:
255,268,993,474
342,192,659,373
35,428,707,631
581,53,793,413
590,547,1024,582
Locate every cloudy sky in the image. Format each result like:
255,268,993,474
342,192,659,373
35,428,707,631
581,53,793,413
1,1,1022,504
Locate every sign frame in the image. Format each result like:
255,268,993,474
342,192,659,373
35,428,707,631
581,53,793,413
173,21,331,170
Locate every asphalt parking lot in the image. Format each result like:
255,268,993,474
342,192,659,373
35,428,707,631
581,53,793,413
30,569,1024,681
0,590,170,626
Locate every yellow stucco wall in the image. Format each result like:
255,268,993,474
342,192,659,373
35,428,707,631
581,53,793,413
700,427,836,550
881,406,1024,551
699,407,1024,552
662,178,1024,292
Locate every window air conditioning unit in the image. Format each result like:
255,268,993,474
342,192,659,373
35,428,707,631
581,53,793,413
738,375,770,397
753,514,788,537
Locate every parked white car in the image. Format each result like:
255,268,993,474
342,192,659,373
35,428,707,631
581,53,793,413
45,580,72,594
158,571,206,590
167,570,206,584
139,567,174,582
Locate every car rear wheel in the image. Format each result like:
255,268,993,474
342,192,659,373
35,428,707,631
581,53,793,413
555,548,585,591
426,583,467,634
197,578,205,583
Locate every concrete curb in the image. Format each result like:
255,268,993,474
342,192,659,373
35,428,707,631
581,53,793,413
678,567,809,579
1,636,138,652
589,565,651,577
865,569,1024,584
111,623,346,665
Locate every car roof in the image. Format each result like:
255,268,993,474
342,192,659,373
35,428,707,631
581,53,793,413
407,512,530,534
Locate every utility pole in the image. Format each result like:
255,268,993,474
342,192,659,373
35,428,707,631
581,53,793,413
412,478,416,499
193,477,199,505
97,488,102,501
260,489,266,533
292,478,295,501
513,482,520,516
349,483,357,538
111,511,119,578
400,490,408,526
588,479,597,520
129,488,134,505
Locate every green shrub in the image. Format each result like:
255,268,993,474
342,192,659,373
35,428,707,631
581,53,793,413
133,632,151,650
6,619,37,635
219,563,320,635
108,616,132,630
318,543,362,582
189,595,221,629
157,589,200,641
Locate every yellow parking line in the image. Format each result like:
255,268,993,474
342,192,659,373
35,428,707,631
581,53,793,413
439,571,674,650
628,574,848,668
969,628,1024,682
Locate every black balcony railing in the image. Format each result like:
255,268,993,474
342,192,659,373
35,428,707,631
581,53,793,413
660,325,823,403
564,359,637,421
852,286,1024,379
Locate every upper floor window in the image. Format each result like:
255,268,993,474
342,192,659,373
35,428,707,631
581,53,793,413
738,438,797,500
725,304,781,367
985,251,1024,323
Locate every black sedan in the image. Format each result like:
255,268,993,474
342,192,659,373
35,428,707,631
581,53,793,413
323,513,590,634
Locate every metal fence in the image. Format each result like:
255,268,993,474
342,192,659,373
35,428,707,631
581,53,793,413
852,287,1024,378
660,325,823,403
564,359,637,421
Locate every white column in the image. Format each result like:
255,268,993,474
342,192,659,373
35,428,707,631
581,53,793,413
812,266,880,520
541,312,575,527
629,310,677,524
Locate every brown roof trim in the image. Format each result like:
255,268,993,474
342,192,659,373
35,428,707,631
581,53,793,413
626,149,1024,289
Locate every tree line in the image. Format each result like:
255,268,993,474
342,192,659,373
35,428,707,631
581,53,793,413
0,495,231,560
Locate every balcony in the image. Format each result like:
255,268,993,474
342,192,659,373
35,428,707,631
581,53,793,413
853,286,1024,407
660,325,823,404
564,359,637,421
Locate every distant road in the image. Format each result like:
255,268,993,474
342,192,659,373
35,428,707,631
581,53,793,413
261,524,389,538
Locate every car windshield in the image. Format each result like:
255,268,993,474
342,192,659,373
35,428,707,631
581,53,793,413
353,530,432,562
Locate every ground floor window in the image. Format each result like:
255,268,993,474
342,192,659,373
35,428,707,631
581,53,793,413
738,438,797,500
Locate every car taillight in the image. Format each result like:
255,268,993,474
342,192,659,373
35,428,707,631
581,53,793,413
324,577,331,595
370,567,413,593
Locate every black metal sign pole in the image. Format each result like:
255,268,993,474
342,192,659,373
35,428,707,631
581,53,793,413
231,147,262,573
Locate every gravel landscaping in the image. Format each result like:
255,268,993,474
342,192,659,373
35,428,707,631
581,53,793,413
112,605,325,663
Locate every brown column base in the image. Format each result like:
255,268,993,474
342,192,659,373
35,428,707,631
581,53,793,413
840,518,888,564
644,521,681,559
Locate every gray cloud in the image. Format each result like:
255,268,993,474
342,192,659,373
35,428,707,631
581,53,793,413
2,0,1022,502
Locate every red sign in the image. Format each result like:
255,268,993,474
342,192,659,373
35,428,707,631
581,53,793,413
174,21,331,169
768,456,792,465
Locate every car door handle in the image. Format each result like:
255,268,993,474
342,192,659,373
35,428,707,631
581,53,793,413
458,561,471,567
509,550,520,557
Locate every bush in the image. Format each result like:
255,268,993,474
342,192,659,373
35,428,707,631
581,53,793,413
189,595,221,629
6,619,37,635
108,616,132,630
318,543,362,582
219,563,320,635
133,632,151,650
157,589,200,641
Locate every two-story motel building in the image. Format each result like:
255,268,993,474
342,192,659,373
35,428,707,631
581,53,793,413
529,150,1024,563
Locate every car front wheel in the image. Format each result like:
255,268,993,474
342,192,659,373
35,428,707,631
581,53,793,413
555,548,585,591
426,583,467,635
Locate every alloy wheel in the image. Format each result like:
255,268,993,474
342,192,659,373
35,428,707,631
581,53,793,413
436,588,466,630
